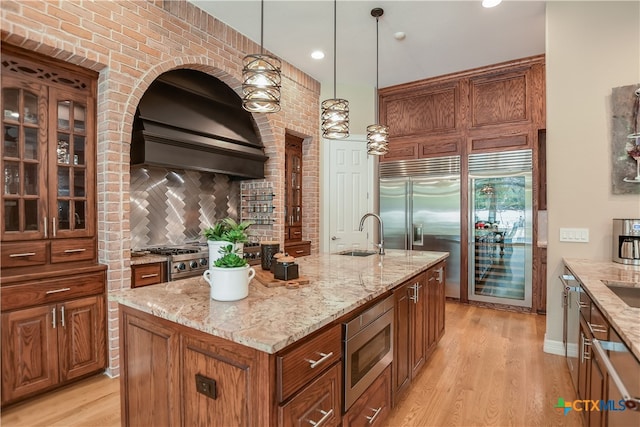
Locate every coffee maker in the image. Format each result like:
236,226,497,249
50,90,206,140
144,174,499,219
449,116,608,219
612,218,640,265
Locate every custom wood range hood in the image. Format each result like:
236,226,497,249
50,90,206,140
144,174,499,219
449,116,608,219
131,69,267,179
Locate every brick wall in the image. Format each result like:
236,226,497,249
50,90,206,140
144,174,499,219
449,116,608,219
1,0,321,376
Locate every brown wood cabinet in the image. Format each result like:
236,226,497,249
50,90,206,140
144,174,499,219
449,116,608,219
1,288,106,406
342,365,391,427
379,55,545,160
392,271,427,405
131,262,167,288
1,45,105,407
1,45,97,253
284,133,311,257
393,263,446,405
427,263,445,353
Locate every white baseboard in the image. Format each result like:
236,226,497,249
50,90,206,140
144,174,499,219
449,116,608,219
543,335,565,356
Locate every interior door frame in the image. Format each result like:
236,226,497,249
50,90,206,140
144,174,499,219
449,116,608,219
320,134,376,253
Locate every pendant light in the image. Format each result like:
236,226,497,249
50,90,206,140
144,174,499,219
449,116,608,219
321,0,349,139
366,8,389,156
242,0,281,113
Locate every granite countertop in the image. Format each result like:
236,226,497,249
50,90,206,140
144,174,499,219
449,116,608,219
111,249,449,354
130,254,169,265
563,258,640,360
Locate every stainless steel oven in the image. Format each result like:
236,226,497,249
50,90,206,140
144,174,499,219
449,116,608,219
343,295,394,411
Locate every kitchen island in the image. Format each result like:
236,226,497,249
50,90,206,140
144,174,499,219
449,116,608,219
563,258,639,359
111,249,448,427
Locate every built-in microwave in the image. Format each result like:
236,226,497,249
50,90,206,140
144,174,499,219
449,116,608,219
343,295,394,412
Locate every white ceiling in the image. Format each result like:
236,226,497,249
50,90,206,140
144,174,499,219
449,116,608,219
189,0,546,89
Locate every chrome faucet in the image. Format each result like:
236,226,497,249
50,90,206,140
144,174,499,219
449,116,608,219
359,213,385,255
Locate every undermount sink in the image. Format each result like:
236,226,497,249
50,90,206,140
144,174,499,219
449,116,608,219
337,250,378,257
601,280,640,308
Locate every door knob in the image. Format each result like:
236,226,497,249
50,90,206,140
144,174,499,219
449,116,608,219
331,236,340,240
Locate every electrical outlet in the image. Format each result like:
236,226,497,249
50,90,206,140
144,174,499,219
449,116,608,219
559,228,589,242
195,374,217,399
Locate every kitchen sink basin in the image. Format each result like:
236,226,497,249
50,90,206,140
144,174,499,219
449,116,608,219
337,250,378,257
601,280,640,308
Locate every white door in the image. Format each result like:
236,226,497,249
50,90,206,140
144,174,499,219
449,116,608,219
323,137,373,253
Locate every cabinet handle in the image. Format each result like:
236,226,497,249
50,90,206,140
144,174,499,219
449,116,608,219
588,322,608,334
581,333,591,363
436,268,444,283
52,217,57,237
60,306,65,328
63,248,86,253
308,352,333,369
44,216,48,238
141,273,159,279
578,301,589,309
295,250,304,254
366,406,383,424
307,409,333,427
52,307,56,329
9,252,36,258
45,287,71,294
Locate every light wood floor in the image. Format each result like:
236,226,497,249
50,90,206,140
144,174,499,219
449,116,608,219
1,302,580,427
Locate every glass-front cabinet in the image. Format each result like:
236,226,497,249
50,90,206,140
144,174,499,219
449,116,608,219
284,134,303,241
1,49,96,244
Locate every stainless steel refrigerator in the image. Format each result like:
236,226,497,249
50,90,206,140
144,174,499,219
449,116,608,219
379,156,461,298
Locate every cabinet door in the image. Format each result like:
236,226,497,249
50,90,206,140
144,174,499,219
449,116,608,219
285,134,303,233
1,76,48,241
393,282,411,404
48,88,95,238
589,352,606,427
436,265,446,340
410,274,427,378
279,363,341,427
1,305,59,404
577,317,590,403
58,295,106,382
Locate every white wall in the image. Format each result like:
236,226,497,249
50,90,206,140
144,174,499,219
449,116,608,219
544,1,640,353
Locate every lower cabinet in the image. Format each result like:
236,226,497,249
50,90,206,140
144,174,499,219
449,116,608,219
1,292,106,406
343,365,391,427
393,262,446,406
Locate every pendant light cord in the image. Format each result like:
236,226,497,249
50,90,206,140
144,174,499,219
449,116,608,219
260,0,264,54
374,13,380,119
333,0,337,99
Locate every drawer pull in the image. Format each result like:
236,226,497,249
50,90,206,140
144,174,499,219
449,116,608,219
295,250,304,254
588,322,608,334
308,409,333,427
9,252,36,258
366,406,383,424
63,248,87,253
45,287,71,295
308,352,333,369
141,273,159,279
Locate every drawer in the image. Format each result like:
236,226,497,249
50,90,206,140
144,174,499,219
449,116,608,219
132,263,166,288
588,302,609,340
51,238,96,263
1,241,48,268
279,363,341,427
288,227,303,241
343,365,391,427
1,271,105,311
277,324,341,402
284,241,311,258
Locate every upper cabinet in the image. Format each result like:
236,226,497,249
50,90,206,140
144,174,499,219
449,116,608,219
378,55,545,161
1,46,98,267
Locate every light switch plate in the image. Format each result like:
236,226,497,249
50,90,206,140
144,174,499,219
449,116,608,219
559,227,589,242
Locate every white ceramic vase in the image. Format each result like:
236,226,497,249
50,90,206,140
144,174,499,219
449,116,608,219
207,240,244,270
202,264,255,301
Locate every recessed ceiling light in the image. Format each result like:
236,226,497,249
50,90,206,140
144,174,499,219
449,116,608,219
311,50,325,60
482,0,502,8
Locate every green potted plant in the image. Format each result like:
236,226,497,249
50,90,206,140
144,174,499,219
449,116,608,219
202,244,256,301
203,217,253,266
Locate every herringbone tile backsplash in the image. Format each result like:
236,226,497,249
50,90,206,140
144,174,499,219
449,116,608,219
130,166,240,249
